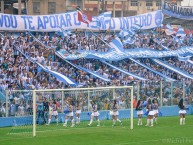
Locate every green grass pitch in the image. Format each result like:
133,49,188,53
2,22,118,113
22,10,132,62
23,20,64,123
1,116,193,145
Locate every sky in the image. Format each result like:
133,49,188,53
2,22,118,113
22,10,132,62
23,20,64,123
181,0,193,6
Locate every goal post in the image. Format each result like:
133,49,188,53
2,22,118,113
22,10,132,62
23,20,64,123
130,86,133,130
33,90,36,137
6,86,133,137
32,86,134,136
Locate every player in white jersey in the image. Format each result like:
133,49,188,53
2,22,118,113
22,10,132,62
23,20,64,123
145,99,154,127
152,98,159,124
136,99,143,126
63,99,75,127
111,100,122,127
76,101,81,124
88,100,100,127
46,100,59,126
178,98,186,125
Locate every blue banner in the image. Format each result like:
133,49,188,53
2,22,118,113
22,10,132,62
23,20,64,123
56,52,111,82
129,58,176,81
100,60,147,81
36,62,77,86
162,2,193,20
57,46,193,61
15,45,78,86
152,59,193,80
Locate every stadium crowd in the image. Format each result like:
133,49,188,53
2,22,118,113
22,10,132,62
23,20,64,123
0,30,193,117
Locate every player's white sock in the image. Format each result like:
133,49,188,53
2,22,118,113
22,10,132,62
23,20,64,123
89,119,93,125
76,117,78,123
150,119,153,126
48,119,51,124
138,119,141,125
146,119,150,126
180,118,183,125
117,118,121,123
183,118,185,125
56,118,58,125
113,119,116,125
97,119,100,126
71,119,74,125
140,119,143,125
155,117,157,123
65,119,68,125
78,117,80,123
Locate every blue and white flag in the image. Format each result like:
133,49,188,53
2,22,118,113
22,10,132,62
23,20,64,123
109,37,124,53
176,27,186,38
177,54,191,62
101,60,147,81
28,32,52,49
15,44,78,86
98,11,112,21
130,23,142,32
123,36,135,45
165,23,175,36
57,26,72,37
152,59,193,80
119,29,130,38
130,58,176,81
119,24,141,38
92,11,112,29
56,52,111,82
172,35,180,43
36,62,77,86
128,30,135,36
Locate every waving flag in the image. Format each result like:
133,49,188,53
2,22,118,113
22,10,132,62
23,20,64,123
92,11,112,29
98,11,112,24
119,29,130,38
28,32,52,49
130,24,142,32
119,24,141,38
177,54,191,62
78,10,92,24
123,36,135,45
57,26,72,37
109,37,124,53
165,23,175,36
176,27,186,38
36,62,77,86
15,44,78,86
56,52,111,82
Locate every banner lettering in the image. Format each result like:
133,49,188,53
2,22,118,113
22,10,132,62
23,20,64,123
0,10,163,31
162,2,193,20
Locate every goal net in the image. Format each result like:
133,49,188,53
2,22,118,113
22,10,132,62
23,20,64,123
8,86,133,137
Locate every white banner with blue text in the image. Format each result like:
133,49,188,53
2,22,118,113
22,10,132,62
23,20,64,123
0,10,163,31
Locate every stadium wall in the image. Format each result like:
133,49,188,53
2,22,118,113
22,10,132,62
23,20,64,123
0,105,192,127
